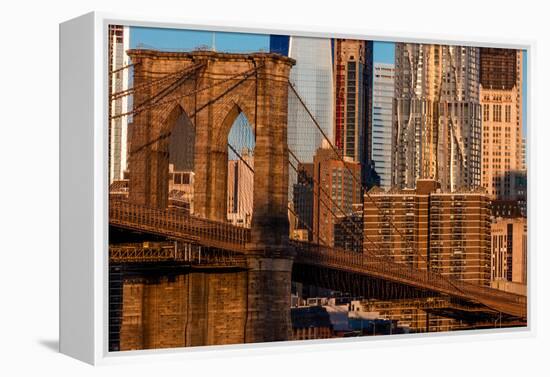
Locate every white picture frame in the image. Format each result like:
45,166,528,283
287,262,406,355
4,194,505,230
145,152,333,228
59,11,535,365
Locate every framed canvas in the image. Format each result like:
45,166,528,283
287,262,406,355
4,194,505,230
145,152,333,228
59,11,533,365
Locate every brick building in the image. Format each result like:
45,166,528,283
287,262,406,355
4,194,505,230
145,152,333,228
364,179,492,286
490,217,527,295
312,144,362,246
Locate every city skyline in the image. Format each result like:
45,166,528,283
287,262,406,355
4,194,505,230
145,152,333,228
130,27,528,139
108,24,528,352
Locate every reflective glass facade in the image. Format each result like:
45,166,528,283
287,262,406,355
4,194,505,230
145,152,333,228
283,36,334,200
287,36,334,163
269,35,290,56
372,63,395,189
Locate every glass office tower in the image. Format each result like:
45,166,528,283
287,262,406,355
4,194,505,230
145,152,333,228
372,63,395,189
270,36,334,198
287,36,334,163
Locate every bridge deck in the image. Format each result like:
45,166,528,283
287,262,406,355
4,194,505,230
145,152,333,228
109,199,527,319
293,241,527,319
110,199,250,252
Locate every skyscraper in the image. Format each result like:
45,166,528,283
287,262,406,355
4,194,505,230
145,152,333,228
108,25,131,183
393,44,482,191
372,63,395,189
272,36,335,217
479,48,524,200
287,36,334,163
333,39,373,187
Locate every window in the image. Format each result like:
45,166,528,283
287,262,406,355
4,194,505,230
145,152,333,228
483,104,489,121
493,104,502,122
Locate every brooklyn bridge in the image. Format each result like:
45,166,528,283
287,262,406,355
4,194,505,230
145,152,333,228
108,49,527,351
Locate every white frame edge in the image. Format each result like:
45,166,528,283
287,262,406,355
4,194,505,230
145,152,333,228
59,11,536,365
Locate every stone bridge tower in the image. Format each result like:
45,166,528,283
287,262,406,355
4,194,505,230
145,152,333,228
124,50,296,346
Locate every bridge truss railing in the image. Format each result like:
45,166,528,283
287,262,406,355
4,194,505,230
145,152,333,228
110,242,248,268
109,199,250,252
293,241,526,318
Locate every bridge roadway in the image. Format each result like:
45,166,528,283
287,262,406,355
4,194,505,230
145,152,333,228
109,199,527,320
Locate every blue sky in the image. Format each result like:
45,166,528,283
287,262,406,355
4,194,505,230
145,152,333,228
130,27,527,138
131,27,269,52
373,41,395,64
131,27,393,61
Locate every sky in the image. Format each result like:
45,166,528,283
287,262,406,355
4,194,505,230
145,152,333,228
130,27,527,139
373,41,395,64
130,27,269,52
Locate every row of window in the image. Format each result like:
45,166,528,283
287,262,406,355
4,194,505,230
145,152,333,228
483,104,513,123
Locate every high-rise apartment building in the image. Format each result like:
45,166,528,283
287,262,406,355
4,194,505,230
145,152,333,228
393,44,482,192
333,39,373,187
372,63,395,189
490,217,527,291
312,144,362,246
364,179,491,286
227,149,254,227
480,48,524,200
108,25,131,184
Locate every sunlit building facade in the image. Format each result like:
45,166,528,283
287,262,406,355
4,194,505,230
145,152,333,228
313,144,362,246
480,48,525,200
490,217,527,295
393,44,481,191
364,179,492,286
227,149,254,228
333,39,373,187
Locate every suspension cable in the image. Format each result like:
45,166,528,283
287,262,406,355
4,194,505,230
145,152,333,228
288,157,384,258
110,64,262,121
288,81,472,297
228,141,329,247
287,149,387,259
110,63,198,101
288,82,426,260
110,62,137,75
